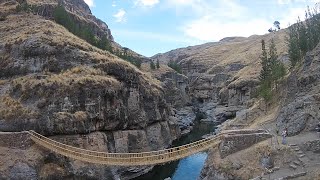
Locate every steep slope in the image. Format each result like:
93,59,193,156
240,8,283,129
152,31,288,106
0,1,180,179
199,41,320,180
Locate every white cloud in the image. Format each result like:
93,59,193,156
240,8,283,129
165,0,246,19
277,0,318,4
176,0,258,41
84,0,94,7
113,29,199,44
112,1,116,7
279,7,307,26
183,16,270,41
164,0,209,15
134,0,160,7
181,0,315,41
113,9,126,22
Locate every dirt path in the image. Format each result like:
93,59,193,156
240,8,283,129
259,132,320,180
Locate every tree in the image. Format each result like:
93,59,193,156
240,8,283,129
259,40,270,82
287,24,301,67
269,39,285,81
150,61,156,70
258,39,286,101
287,6,320,68
297,18,308,55
273,21,281,30
156,60,160,69
168,61,182,73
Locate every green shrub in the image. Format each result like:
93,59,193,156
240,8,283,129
53,5,113,53
288,7,320,68
16,2,30,12
150,61,156,70
113,49,142,68
0,15,6,21
168,61,182,73
258,39,286,101
258,81,272,101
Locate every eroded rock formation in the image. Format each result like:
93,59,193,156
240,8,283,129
0,1,180,179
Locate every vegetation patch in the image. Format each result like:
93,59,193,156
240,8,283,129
0,15,6,21
12,66,121,100
53,5,112,52
113,48,142,68
0,95,39,121
287,7,320,67
258,39,286,101
168,61,182,73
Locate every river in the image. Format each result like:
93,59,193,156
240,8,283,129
134,120,217,180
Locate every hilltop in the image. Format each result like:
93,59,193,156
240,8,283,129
1,0,320,179
0,0,181,179
153,20,320,179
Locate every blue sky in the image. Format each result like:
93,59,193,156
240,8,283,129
84,0,319,57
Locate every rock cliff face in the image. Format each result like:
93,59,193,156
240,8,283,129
0,1,180,179
198,34,320,180
276,43,320,136
152,30,287,122
140,63,193,134
152,32,288,117
1,0,113,41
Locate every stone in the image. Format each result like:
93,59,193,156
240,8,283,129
261,156,274,169
304,139,320,153
299,154,305,158
219,131,272,158
293,161,300,166
293,148,300,151
9,162,37,180
0,3,181,179
289,164,297,169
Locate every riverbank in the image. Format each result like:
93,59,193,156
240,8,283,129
134,120,217,180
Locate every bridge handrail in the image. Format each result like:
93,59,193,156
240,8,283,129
28,130,223,157
28,130,221,158
31,133,218,160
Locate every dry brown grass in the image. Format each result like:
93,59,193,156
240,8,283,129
0,80,8,86
140,63,172,74
95,61,163,96
12,66,121,99
0,1,18,14
74,111,88,121
140,62,188,87
1,13,164,99
1,14,162,93
155,30,288,84
208,140,294,179
26,0,58,5
54,111,88,122
207,30,288,83
0,14,116,60
0,95,39,120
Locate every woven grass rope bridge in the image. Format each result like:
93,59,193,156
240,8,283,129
28,130,227,166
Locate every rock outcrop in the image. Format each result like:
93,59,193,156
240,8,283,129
152,31,289,124
152,30,286,106
0,1,180,179
199,35,320,180
275,43,320,136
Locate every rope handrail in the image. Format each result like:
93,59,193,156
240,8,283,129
28,130,225,157
28,130,222,166
28,130,221,157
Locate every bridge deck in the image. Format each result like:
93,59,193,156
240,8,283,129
28,130,222,166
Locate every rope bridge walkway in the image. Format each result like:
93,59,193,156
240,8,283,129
28,130,225,166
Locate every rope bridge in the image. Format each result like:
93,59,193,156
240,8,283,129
28,130,223,166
